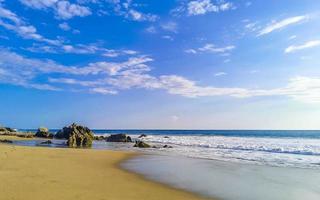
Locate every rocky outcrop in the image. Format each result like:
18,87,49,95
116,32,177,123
133,141,151,148
0,139,13,143
0,127,17,135
40,140,52,144
138,134,147,138
94,136,106,141
35,127,53,138
163,145,173,148
106,134,132,142
55,123,94,148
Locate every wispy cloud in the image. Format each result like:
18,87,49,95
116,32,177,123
0,5,61,45
186,43,235,54
20,0,91,19
285,40,320,53
258,15,308,36
214,72,227,77
187,0,235,16
1,49,320,103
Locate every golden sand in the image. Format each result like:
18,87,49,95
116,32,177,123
0,136,211,200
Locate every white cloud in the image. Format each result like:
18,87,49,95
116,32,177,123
258,15,307,36
162,35,174,41
188,0,218,15
90,87,118,95
187,0,234,16
1,49,320,103
20,0,91,19
56,1,91,19
59,22,70,31
185,49,197,54
285,40,320,53
0,5,61,45
145,26,156,33
161,22,178,33
186,43,235,54
214,72,227,76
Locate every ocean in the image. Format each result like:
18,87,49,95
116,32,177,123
20,129,320,169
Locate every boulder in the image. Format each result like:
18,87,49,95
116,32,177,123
163,145,173,148
164,136,170,138
106,134,132,142
40,140,52,144
35,127,53,138
0,139,13,143
55,123,94,148
94,135,106,141
133,141,151,148
0,127,17,135
138,134,147,138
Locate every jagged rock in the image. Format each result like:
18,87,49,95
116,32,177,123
163,145,173,148
138,134,147,138
0,127,17,135
94,136,106,141
55,123,94,148
40,140,52,144
133,141,151,148
106,134,132,142
35,127,53,138
0,139,13,143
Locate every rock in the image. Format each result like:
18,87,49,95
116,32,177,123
94,136,105,141
4,127,16,132
163,145,173,148
40,140,52,144
164,136,170,138
106,134,132,142
0,126,17,135
138,134,147,138
35,127,53,138
133,141,151,148
55,123,94,148
0,139,13,143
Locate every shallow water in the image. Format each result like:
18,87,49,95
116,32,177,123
122,155,320,200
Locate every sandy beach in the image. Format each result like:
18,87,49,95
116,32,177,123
0,136,210,200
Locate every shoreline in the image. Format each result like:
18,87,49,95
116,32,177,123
0,135,213,200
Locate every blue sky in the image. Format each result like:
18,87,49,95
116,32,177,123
0,0,320,129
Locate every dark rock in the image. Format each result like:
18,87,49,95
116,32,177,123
163,145,173,148
106,134,132,142
40,140,52,144
4,127,16,132
94,136,105,141
138,134,147,138
35,127,53,138
164,136,170,138
133,141,151,148
0,139,13,143
55,123,94,148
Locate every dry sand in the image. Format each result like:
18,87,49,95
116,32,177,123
0,136,212,200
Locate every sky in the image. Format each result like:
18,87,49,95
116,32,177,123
0,0,320,129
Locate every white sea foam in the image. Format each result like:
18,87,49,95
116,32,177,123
137,135,320,169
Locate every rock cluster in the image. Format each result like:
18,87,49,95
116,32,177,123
133,141,151,148
106,134,132,142
0,127,17,135
35,127,53,138
55,123,94,148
